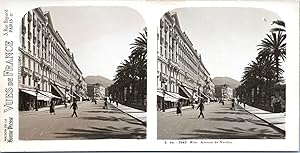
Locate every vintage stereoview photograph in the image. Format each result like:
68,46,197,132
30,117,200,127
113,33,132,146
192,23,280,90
18,6,147,140
157,8,286,139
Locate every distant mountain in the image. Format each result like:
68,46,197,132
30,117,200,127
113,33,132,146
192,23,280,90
84,75,112,88
213,77,241,89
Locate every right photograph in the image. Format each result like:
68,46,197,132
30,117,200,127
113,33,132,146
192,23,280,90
157,8,286,139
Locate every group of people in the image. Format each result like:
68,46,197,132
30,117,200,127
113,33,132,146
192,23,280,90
175,101,205,118
49,100,79,117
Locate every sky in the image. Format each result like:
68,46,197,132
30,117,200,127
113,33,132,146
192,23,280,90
42,6,145,80
172,7,283,81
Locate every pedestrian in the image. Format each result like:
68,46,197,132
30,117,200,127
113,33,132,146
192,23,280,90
70,101,78,117
104,98,108,109
176,101,182,116
116,100,119,107
231,98,235,110
50,100,55,115
243,101,246,108
64,101,67,108
196,101,205,118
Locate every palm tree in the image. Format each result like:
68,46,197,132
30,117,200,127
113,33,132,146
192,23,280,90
129,28,147,105
270,20,285,32
110,28,147,109
257,20,286,82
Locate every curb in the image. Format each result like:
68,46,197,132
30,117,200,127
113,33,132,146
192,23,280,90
237,104,285,135
108,103,146,126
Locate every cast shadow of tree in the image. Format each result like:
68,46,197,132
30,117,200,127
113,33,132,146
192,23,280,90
54,126,146,139
79,116,144,126
206,117,271,127
179,126,284,139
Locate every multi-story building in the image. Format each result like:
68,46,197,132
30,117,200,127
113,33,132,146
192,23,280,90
157,12,214,109
215,84,233,101
87,83,106,100
18,8,86,111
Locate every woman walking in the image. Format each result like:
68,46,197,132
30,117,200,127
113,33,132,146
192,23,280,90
49,100,55,115
176,101,182,116
70,101,78,117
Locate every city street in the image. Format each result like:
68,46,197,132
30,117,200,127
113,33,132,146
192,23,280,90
157,101,284,139
19,100,146,140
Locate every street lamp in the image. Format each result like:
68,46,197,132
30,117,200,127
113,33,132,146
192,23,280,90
35,82,40,111
70,80,74,103
161,77,167,112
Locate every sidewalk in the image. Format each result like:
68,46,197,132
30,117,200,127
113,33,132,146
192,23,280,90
237,102,285,134
20,101,83,113
163,105,192,112
109,102,146,126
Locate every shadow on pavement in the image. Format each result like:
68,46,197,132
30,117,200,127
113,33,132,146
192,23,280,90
79,116,144,126
54,126,146,139
178,127,284,139
212,111,248,115
206,117,271,127
84,110,122,114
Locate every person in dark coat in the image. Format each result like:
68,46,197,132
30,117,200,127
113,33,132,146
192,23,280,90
70,101,78,117
104,98,108,109
197,102,205,118
176,101,182,116
231,98,235,110
50,100,55,115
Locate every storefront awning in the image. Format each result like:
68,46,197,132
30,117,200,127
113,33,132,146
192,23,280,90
157,91,163,97
164,92,178,102
73,91,81,98
21,89,36,97
68,93,76,98
37,92,51,101
51,85,64,98
201,93,209,99
179,85,192,99
168,92,188,100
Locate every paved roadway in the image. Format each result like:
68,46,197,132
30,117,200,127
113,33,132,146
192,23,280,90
157,101,284,139
20,100,146,140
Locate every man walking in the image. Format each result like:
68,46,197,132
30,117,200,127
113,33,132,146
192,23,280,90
70,101,78,117
196,102,205,118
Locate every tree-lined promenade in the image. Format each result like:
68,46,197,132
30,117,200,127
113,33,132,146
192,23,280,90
108,28,147,111
237,20,286,112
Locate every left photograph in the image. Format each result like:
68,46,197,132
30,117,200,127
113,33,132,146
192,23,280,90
18,7,147,140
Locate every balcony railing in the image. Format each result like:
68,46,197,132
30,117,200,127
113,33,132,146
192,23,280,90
33,71,41,82
21,66,32,76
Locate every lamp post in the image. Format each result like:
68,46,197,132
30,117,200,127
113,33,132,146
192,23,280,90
161,77,167,112
70,80,74,103
35,82,40,111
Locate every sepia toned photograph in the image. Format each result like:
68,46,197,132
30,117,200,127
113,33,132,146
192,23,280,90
18,6,147,140
157,8,286,139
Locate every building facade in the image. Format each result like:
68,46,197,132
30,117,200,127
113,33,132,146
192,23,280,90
157,12,214,109
19,8,87,111
87,83,106,100
215,84,233,101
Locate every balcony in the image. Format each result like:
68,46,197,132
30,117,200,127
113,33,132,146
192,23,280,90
21,66,32,77
42,75,49,82
168,58,179,69
41,58,51,68
169,76,175,83
33,72,41,82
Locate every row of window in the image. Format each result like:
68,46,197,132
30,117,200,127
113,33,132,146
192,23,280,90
21,10,83,89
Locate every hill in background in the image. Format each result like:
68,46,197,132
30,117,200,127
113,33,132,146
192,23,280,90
84,75,113,88
212,77,241,89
